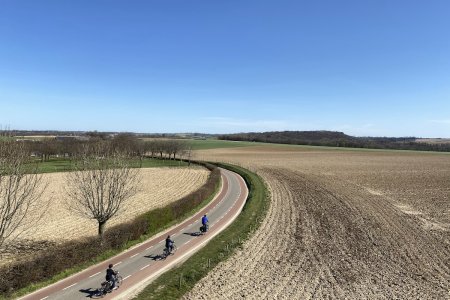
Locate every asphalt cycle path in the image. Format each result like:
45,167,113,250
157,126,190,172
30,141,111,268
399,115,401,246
20,168,248,300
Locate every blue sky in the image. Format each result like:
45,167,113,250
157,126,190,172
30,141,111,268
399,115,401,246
1,1,449,137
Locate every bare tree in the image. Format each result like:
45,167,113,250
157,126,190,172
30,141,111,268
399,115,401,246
0,140,46,249
111,133,139,156
181,145,193,166
148,140,159,158
165,139,186,160
134,140,148,167
65,148,141,237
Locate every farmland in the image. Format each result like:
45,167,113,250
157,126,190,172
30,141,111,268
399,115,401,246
2,166,209,265
185,145,450,299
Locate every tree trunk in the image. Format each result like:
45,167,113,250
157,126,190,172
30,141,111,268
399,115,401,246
98,220,106,236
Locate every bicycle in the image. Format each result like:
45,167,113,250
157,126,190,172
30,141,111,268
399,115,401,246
162,243,177,259
200,223,209,233
92,271,123,298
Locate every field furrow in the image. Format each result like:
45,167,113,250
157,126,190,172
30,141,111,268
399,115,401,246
2,166,209,265
184,147,450,299
34,166,209,242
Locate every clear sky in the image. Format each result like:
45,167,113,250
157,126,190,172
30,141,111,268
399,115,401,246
1,1,449,137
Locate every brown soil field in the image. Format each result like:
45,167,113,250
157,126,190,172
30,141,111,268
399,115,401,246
184,146,450,299
2,167,209,264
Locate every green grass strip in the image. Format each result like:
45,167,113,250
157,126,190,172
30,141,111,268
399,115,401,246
133,163,269,300
29,157,189,174
188,139,257,150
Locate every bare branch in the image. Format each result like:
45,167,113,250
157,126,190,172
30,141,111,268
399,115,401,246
65,145,141,236
0,140,47,249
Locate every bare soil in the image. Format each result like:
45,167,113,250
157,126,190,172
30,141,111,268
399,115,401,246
184,146,450,299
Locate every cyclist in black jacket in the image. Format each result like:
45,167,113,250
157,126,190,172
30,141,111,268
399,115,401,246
105,263,117,290
165,235,174,254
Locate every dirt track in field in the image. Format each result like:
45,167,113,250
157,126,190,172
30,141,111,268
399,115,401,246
184,146,450,299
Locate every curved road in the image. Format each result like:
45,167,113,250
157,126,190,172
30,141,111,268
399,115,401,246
20,168,248,300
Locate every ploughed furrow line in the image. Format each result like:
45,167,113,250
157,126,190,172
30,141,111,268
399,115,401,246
22,167,209,243
291,171,450,299
184,167,301,300
186,165,450,299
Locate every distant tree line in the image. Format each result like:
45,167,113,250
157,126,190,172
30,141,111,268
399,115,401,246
8,129,214,139
218,131,450,152
13,134,191,162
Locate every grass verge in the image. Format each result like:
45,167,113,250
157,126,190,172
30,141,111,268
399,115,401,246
133,162,269,299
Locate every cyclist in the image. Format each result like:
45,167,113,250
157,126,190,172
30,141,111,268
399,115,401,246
201,214,209,232
105,263,117,290
165,235,174,254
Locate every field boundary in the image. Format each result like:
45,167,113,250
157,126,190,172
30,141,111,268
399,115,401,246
133,162,270,299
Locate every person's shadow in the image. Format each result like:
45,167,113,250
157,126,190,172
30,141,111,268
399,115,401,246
184,231,202,236
145,253,164,260
79,288,97,298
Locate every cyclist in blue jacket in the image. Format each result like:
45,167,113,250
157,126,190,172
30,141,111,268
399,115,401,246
201,214,209,232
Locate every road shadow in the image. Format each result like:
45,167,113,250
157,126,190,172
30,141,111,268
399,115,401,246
145,254,165,261
79,287,97,298
184,231,202,237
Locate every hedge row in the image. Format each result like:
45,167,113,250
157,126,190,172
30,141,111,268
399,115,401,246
138,162,219,238
0,163,220,297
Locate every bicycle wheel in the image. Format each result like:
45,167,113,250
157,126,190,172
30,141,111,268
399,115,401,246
116,275,123,288
162,248,169,258
92,288,106,298
171,244,178,254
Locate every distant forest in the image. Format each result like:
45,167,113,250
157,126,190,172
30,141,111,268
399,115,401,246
218,131,450,152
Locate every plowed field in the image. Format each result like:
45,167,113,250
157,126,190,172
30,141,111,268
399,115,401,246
185,146,450,299
2,167,209,265
32,166,209,241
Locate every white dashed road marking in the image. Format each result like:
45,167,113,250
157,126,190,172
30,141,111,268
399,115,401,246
62,283,77,290
89,272,101,278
